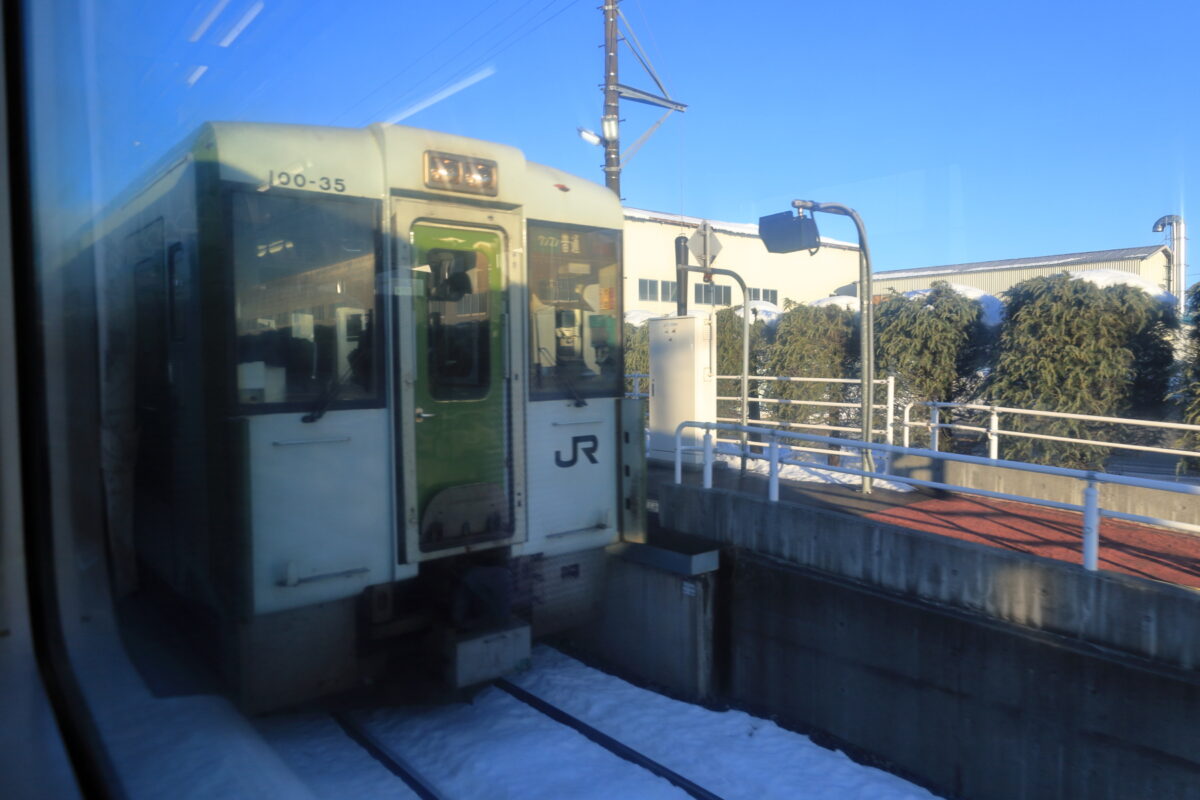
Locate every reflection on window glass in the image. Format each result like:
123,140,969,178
528,221,622,400
232,190,379,407
419,246,492,400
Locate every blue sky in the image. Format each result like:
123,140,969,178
40,0,1200,278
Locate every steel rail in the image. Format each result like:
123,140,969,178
333,711,448,800
496,679,725,800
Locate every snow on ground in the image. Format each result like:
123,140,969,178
257,714,418,799
902,283,1004,327
1069,268,1176,306
714,440,913,492
512,647,939,800
809,295,858,310
351,684,686,800
66,611,318,800
260,647,940,800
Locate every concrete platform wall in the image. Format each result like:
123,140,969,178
659,483,1200,670
560,550,717,703
732,553,1200,799
658,482,1200,799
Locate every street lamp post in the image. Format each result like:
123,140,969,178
760,200,877,493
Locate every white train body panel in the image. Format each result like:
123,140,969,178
245,409,406,615
521,399,619,558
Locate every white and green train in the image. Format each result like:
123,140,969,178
95,122,639,710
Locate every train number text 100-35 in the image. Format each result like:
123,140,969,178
268,170,346,192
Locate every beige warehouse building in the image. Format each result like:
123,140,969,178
622,208,861,318
870,245,1172,301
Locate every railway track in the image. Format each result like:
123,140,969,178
330,679,725,800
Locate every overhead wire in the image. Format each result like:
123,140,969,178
627,0,686,219
329,0,510,125
631,0,672,89
358,0,583,125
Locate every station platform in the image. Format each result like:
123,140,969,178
647,462,1200,591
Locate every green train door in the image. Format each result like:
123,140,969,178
409,222,509,552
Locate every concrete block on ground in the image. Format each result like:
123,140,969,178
561,540,719,703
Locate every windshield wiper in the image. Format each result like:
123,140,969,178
538,346,587,407
302,362,358,423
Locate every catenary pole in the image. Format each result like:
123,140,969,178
602,0,620,196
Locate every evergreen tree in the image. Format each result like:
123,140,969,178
875,282,994,448
765,304,858,435
876,282,991,404
714,306,773,421
1177,284,1200,470
623,321,649,395
985,273,1176,469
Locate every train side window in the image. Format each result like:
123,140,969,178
527,221,622,401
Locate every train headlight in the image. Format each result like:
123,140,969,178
424,151,499,197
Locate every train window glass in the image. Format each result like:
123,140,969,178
417,244,493,400
231,191,379,408
528,221,622,401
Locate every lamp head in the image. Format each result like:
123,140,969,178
577,127,603,147
759,210,821,254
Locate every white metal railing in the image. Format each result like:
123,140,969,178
626,373,897,452
901,401,1200,463
716,374,895,450
673,420,1200,572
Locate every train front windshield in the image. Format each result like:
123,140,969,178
230,190,381,410
528,221,622,401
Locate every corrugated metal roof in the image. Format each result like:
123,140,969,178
876,245,1167,281
623,207,858,250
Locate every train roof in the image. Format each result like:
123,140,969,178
84,122,622,249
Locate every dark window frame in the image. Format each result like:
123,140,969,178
526,219,623,402
223,184,384,416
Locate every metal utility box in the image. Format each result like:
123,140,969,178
446,622,532,688
647,315,717,464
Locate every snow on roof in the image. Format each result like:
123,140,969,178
902,283,1004,327
734,300,782,326
624,309,665,327
623,207,858,250
876,245,1167,281
1069,268,1176,305
809,295,858,310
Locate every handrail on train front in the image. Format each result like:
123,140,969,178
672,420,1200,572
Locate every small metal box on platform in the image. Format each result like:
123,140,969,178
647,315,717,465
